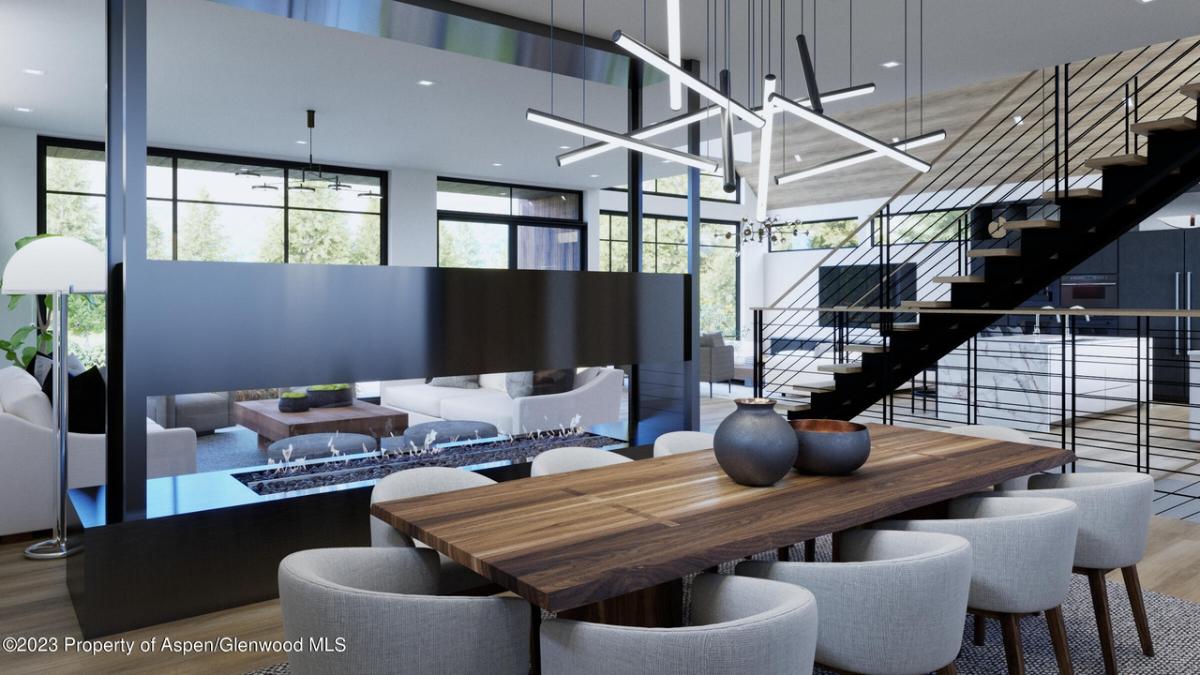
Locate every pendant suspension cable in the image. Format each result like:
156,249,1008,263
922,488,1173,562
781,0,787,171
581,0,586,142
849,0,853,86
549,0,554,116
903,0,909,140
920,0,925,134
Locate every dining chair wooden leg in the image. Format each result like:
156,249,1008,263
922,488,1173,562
974,613,987,646
999,613,1026,675
1045,605,1074,675
1121,565,1154,657
935,665,958,675
1085,568,1118,675
802,538,816,562
777,545,792,561
529,604,542,675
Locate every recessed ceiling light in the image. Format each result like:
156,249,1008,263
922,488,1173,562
559,145,571,150
22,68,44,76
1138,0,1154,3
662,159,672,164
14,107,33,113
1013,115,1025,126
295,139,307,144
589,174,600,178
891,137,901,143
880,60,902,69
417,80,435,86
793,153,803,162
491,162,504,167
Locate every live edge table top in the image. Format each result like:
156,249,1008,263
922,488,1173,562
370,424,1073,612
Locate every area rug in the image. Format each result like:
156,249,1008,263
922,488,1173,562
247,541,1199,674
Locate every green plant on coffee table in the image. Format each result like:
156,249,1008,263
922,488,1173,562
281,391,308,399
308,383,351,392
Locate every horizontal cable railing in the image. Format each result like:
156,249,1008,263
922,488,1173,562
757,34,1200,406
753,307,1200,518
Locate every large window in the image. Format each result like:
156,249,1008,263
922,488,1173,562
39,138,387,364
599,212,740,337
768,217,861,252
607,172,738,203
881,209,967,245
436,179,584,271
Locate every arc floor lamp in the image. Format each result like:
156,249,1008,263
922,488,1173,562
2,236,106,559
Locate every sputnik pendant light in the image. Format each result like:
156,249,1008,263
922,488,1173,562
290,109,328,192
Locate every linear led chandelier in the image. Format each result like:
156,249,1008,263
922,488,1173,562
527,0,944,243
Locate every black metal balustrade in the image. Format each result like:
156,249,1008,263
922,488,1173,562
754,35,1200,421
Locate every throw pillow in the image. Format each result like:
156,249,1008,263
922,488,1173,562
700,332,726,348
427,375,480,389
505,369,575,398
67,366,107,434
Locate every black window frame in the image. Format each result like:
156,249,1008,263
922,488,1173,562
767,216,863,253
436,176,587,271
598,210,741,338
37,135,389,264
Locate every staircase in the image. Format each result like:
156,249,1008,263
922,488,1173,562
755,37,1200,422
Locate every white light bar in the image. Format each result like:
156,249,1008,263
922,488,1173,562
614,30,765,128
556,82,877,167
558,106,717,166
527,109,719,172
775,130,946,184
769,92,932,172
755,75,777,222
667,0,683,111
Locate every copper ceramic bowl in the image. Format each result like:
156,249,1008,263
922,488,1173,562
788,419,871,475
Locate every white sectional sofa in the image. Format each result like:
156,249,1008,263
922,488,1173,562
0,367,197,536
380,367,623,435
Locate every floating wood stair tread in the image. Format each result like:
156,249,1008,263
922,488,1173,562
1181,83,1200,99
776,401,811,413
1083,154,1147,169
899,300,953,309
968,248,1021,258
817,363,863,374
792,380,835,392
932,275,985,284
845,343,886,354
1131,117,1196,135
870,321,920,331
1004,219,1060,230
1041,188,1103,201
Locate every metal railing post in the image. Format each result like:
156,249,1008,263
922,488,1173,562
753,309,764,399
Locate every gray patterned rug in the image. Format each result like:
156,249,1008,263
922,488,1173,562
248,540,1198,674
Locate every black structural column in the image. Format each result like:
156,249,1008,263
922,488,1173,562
105,0,148,522
683,58,702,430
626,57,644,443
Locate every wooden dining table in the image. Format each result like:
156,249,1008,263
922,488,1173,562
371,423,1073,627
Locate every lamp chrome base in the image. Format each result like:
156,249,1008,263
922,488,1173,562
24,537,81,560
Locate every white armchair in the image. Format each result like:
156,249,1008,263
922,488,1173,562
0,367,197,536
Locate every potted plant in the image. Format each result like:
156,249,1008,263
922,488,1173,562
306,383,353,408
278,390,311,413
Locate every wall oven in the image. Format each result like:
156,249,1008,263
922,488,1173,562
1060,273,1119,334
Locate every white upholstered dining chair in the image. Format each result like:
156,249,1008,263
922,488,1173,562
877,496,1080,675
652,430,715,457
369,466,496,594
279,547,528,675
997,472,1155,674
539,573,818,675
530,446,632,476
738,529,972,675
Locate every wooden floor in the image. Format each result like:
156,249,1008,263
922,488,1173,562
1,515,1198,673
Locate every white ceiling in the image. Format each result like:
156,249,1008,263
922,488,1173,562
1,0,1199,192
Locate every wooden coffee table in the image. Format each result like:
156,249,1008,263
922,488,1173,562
233,398,409,449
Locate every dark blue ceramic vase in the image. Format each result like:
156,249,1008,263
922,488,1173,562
713,398,799,487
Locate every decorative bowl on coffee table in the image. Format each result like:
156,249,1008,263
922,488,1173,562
789,419,871,475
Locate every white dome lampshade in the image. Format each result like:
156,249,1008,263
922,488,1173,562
1,236,106,295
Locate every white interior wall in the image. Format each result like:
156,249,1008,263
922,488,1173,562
0,126,39,340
